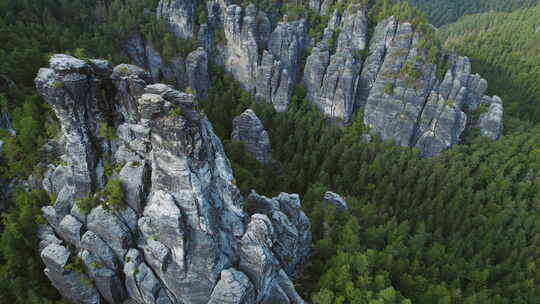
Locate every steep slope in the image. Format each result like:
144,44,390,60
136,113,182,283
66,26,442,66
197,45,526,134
34,54,311,304
438,4,540,123
407,0,540,26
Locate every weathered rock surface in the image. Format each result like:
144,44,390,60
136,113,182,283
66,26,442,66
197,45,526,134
149,1,503,156
231,109,272,164
125,35,210,99
358,18,502,156
36,55,310,304
157,0,197,39
304,5,368,123
478,96,504,139
246,191,311,277
323,191,348,211
186,47,210,98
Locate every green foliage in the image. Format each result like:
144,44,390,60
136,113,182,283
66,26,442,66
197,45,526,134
383,83,394,95
103,179,125,211
203,65,540,303
98,122,117,140
1,95,48,178
0,189,61,303
65,256,85,274
407,0,540,26
439,4,540,124
90,261,104,269
76,195,100,216
169,107,183,119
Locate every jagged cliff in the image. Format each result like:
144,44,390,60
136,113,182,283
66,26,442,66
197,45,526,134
35,54,311,304
147,0,503,157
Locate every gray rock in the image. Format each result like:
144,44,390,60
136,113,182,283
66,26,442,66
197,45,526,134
119,160,150,213
125,34,148,68
356,16,398,109
80,231,119,270
223,5,259,93
413,92,467,157
253,19,308,111
303,7,367,123
157,0,197,39
323,191,348,211
239,214,305,304
246,192,312,277
35,54,110,196
86,206,137,259
208,268,256,304
124,249,174,304
38,224,63,252
35,55,310,303
81,249,126,303
186,47,210,99
42,164,71,198
478,96,504,140
58,214,84,247
112,64,151,123
41,244,101,304
231,109,272,164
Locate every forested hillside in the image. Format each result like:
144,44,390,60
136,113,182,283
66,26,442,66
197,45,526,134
407,0,540,26
439,4,540,124
204,71,540,304
0,0,538,304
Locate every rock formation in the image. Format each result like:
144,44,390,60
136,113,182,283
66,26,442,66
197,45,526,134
125,34,209,99
125,2,505,155
231,109,272,164
170,1,502,156
157,0,198,39
323,191,348,212
35,54,310,304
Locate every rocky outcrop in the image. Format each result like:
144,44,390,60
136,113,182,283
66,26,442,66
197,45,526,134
186,47,210,98
151,1,503,156
478,96,503,139
231,109,272,164
358,18,503,156
157,0,198,39
255,20,308,112
246,191,311,277
323,191,348,211
303,6,368,124
35,55,310,304
125,35,209,99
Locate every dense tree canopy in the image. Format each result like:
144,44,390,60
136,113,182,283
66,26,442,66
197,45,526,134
204,71,540,304
407,0,540,26
438,4,540,124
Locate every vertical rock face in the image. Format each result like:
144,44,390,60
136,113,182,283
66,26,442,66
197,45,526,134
478,96,504,139
246,191,312,277
303,6,368,123
256,20,308,112
356,16,503,156
231,109,272,164
35,55,310,304
186,47,210,98
125,35,209,99
223,4,260,93
157,0,198,39
148,1,504,156
35,54,112,197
